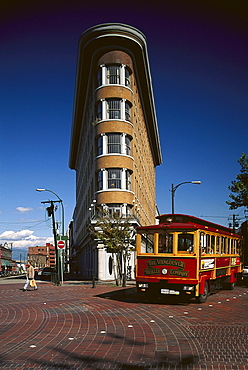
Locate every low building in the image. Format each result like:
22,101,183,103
28,243,56,268
0,243,16,273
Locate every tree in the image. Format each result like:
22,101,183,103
89,210,134,286
226,153,248,210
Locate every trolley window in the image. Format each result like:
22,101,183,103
178,233,194,253
141,233,154,253
216,236,221,254
158,233,173,253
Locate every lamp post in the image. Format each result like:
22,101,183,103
36,188,65,283
171,181,201,214
36,188,64,236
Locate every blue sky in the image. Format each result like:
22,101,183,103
1,0,248,257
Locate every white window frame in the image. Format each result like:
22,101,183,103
97,64,130,87
97,168,132,191
97,99,131,122
97,133,132,156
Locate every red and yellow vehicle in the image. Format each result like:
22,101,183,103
136,214,243,303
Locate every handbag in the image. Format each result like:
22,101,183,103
30,279,36,288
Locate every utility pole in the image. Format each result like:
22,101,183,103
41,200,61,284
229,214,239,233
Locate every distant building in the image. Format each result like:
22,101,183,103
69,23,162,280
28,243,55,268
0,243,15,273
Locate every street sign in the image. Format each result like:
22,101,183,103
58,240,65,249
56,235,68,241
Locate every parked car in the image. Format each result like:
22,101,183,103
0,271,10,277
40,267,57,281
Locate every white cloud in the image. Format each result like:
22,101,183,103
16,207,33,213
0,230,34,240
0,229,53,249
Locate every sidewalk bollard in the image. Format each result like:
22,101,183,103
92,275,96,288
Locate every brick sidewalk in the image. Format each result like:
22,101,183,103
0,281,247,369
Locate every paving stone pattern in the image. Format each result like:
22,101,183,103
0,281,247,369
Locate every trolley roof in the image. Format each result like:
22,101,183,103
137,214,241,238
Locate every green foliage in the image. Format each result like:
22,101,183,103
226,153,248,210
89,209,134,286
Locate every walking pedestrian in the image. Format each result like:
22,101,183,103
23,262,38,291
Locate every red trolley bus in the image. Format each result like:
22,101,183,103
136,214,243,303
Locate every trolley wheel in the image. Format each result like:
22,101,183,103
196,281,209,303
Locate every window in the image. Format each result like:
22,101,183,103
178,233,194,253
97,136,103,156
96,102,102,120
108,169,121,189
96,133,132,156
96,99,132,122
96,64,131,87
97,168,132,191
125,101,131,121
158,233,173,253
107,204,122,217
125,135,131,155
107,99,121,119
210,235,215,254
200,232,206,254
125,68,130,87
141,233,154,253
221,237,227,254
97,171,103,191
216,236,220,253
108,134,121,153
237,239,242,255
106,66,120,84
104,203,132,218
126,170,132,191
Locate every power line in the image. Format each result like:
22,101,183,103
198,215,228,219
0,220,45,225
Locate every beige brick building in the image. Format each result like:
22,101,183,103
28,243,56,268
69,23,162,280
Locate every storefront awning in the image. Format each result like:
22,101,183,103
1,260,13,266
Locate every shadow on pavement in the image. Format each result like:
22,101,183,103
18,344,199,369
95,287,191,306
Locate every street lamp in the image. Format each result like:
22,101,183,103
36,188,65,283
171,181,201,214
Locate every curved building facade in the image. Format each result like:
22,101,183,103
69,23,162,280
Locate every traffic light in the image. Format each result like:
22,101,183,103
46,205,54,217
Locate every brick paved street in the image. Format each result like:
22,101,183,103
0,277,247,369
